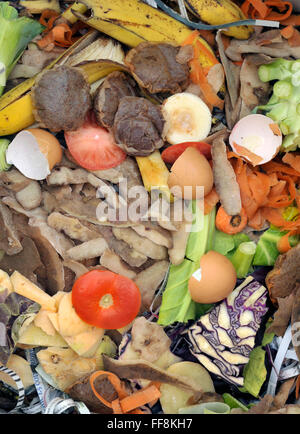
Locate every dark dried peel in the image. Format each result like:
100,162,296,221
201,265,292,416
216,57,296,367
266,243,300,299
0,203,22,256
93,71,137,128
102,355,203,396
291,283,300,361
66,372,117,414
113,96,165,156
32,65,91,132
125,42,190,94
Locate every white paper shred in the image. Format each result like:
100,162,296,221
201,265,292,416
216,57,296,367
0,366,25,412
266,325,299,396
44,397,90,414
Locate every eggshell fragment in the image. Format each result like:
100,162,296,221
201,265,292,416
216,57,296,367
6,129,62,181
25,128,62,170
229,114,282,166
167,147,213,200
188,251,237,304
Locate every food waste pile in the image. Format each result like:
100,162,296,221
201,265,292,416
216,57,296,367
0,0,300,415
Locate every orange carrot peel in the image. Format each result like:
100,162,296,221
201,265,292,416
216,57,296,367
89,371,161,415
181,31,224,111
228,151,300,251
37,9,86,49
241,0,293,21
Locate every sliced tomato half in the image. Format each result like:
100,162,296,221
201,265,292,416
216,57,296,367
72,270,141,330
64,115,126,171
161,141,212,164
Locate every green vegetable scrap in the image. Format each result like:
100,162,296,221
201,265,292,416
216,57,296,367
213,230,250,258
157,204,216,326
254,207,300,266
213,230,255,277
222,393,249,412
0,2,44,96
230,241,257,279
240,331,274,398
257,58,300,150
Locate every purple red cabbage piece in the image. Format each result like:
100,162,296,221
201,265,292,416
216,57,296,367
186,276,269,387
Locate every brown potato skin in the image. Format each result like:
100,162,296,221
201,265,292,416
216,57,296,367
65,372,118,414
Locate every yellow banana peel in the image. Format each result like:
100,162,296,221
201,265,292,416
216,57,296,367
79,61,129,85
184,0,253,39
0,94,35,136
61,1,88,24
75,0,218,70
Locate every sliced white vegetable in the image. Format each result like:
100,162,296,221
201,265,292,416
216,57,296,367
162,92,212,145
6,130,50,180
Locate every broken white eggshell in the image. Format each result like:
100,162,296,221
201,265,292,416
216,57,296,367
6,130,51,180
229,114,282,166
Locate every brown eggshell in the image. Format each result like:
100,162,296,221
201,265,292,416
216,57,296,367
25,128,63,170
167,147,213,200
188,251,237,304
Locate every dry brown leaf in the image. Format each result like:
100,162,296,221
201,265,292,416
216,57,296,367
267,293,295,337
272,377,296,410
247,394,274,414
266,244,300,299
291,283,300,361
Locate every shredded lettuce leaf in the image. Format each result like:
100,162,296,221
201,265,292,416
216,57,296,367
0,2,44,95
240,331,274,397
213,230,250,258
240,346,267,397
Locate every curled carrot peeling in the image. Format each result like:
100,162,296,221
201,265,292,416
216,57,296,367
37,8,86,49
89,371,161,415
241,0,293,21
226,151,300,249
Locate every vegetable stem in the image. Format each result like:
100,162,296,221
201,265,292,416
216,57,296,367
273,80,292,99
230,241,256,279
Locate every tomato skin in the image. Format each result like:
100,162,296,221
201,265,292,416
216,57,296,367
72,270,141,330
161,142,211,164
64,116,126,171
